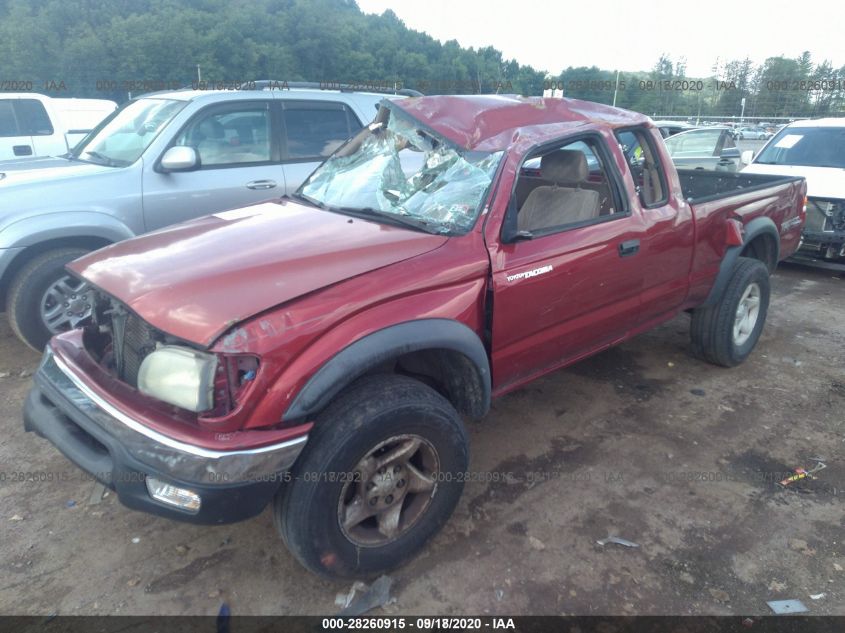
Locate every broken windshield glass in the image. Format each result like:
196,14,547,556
299,107,503,234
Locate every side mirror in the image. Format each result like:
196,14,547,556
741,150,754,165
160,146,199,172
502,227,534,243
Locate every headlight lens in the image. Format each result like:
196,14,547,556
138,345,217,412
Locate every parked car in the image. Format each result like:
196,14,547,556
0,93,115,161
0,84,407,350
651,120,696,138
742,118,845,267
24,95,805,578
662,127,743,171
735,126,768,140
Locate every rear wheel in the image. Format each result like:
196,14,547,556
690,256,770,367
275,374,469,578
7,248,91,352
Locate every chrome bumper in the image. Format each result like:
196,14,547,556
31,347,308,484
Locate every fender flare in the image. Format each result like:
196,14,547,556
0,212,135,249
701,216,780,308
283,318,491,420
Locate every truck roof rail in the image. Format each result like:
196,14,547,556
238,80,423,97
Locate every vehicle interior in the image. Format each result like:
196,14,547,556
178,109,271,165
514,139,618,233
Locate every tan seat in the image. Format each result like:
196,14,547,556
518,150,600,232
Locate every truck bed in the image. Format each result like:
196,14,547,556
677,169,804,204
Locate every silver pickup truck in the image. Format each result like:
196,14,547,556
0,84,401,350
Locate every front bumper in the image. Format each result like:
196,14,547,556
23,347,308,524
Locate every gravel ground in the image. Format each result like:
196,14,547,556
0,263,842,616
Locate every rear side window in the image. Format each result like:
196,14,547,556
615,128,668,207
15,99,54,136
0,100,17,137
282,101,362,160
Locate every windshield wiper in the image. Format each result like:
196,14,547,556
287,192,327,209
79,151,120,167
335,206,445,235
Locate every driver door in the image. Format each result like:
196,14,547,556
488,134,647,390
141,100,284,231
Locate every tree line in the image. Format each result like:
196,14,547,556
1,0,841,119
558,53,845,119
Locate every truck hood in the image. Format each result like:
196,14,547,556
742,163,845,199
0,158,114,185
68,200,449,346
0,155,76,173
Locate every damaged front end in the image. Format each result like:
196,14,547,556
797,197,845,263
22,288,311,524
81,292,259,419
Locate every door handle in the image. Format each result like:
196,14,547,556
13,145,33,156
246,179,277,190
618,239,640,257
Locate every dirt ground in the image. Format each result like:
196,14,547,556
1,264,842,616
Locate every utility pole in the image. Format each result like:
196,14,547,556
197,64,202,83
740,97,746,124
612,70,620,107
696,90,702,125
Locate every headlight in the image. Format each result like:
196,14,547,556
138,345,217,412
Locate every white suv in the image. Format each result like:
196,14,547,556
742,118,845,266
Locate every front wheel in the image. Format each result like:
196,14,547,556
275,374,469,578
690,256,771,367
7,248,92,352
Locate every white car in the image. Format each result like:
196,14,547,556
0,93,116,161
734,126,767,140
742,118,845,264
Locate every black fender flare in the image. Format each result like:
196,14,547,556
701,216,780,308
283,319,492,421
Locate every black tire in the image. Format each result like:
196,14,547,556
7,248,90,352
690,256,770,367
275,374,469,578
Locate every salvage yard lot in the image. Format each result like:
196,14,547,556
1,264,843,616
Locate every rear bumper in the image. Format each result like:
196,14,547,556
23,347,308,524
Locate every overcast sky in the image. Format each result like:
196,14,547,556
356,0,840,78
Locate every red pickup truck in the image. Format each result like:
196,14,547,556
24,95,806,578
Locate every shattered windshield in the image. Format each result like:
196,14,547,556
298,106,503,234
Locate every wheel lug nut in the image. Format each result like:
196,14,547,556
397,479,405,488
369,497,378,506
385,494,393,504
71,295,76,299
64,302,69,307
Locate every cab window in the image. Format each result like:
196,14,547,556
512,136,625,235
615,128,668,207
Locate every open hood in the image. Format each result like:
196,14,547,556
68,200,448,346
